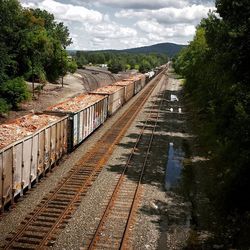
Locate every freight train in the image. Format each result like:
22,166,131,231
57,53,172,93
0,67,164,212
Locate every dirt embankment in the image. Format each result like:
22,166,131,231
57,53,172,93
0,67,127,124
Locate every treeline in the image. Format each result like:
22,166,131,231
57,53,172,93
74,51,168,73
174,0,250,215
0,0,76,113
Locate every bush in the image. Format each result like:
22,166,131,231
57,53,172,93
25,65,47,84
108,60,124,74
0,98,10,114
139,60,151,73
0,77,31,109
67,60,77,73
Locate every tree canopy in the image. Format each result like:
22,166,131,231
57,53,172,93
174,0,250,216
73,51,168,73
0,0,75,113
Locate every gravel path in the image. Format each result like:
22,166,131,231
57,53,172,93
130,72,192,250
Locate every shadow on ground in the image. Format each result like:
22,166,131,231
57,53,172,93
105,79,249,249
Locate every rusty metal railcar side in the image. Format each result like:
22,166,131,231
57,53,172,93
0,154,2,210
122,76,143,95
2,147,13,208
114,80,135,102
0,114,68,210
134,78,142,95
22,139,32,190
134,74,147,93
91,85,125,116
13,143,22,197
140,74,146,88
45,94,108,152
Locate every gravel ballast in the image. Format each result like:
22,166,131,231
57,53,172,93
0,73,164,249
130,73,192,250
53,73,166,250
1,71,192,250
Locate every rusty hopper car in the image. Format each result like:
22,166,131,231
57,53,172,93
138,73,146,88
90,85,125,116
0,114,68,210
113,80,135,102
124,74,144,95
46,94,108,152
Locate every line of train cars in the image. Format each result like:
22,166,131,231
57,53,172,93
0,67,164,211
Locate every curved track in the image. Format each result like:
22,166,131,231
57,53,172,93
77,70,99,92
78,68,118,92
84,68,117,83
2,70,166,250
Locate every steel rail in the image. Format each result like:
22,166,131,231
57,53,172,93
86,73,167,250
84,68,117,83
120,76,168,249
3,70,166,250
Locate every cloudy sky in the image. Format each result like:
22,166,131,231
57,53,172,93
20,0,215,50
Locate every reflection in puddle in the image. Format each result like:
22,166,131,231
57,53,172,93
165,142,185,190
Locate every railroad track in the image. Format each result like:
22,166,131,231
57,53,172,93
84,68,117,83
78,71,92,92
77,69,100,91
2,70,166,250
84,72,99,89
82,74,168,250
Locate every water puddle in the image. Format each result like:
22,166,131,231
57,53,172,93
165,142,185,190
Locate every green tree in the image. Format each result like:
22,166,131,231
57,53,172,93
173,0,250,218
139,59,151,73
67,59,77,73
0,0,73,113
0,77,31,109
0,98,10,114
108,59,124,74
75,51,88,67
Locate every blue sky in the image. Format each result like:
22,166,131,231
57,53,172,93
20,0,215,50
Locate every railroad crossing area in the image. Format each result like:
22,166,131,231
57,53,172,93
0,69,187,249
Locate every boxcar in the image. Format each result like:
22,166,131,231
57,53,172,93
113,80,135,102
45,94,108,152
0,113,68,210
90,85,125,116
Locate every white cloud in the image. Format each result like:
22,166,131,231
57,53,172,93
22,0,103,23
20,0,216,50
136,19,196,38
93,0,189,9
86,22,137,39
116,4,215,24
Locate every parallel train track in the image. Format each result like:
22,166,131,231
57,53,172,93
2,70,166,250
83,73,167,250
84,68,117,83
78,70,99,92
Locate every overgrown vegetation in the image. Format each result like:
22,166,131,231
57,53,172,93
74,51,168,73
0,0,76,113
173,0,250,241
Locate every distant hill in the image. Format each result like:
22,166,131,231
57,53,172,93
121,43,186,57
68,43,186,57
